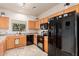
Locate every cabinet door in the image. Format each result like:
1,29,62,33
76,4,79,13
20,35,26,46
0,42,4,55
44,36,48,53
6,36,15,49
35,20,40,29
64,5,76,13
0,17,9,29
34,34,37,45
28,20,35,29
40,18,44,24
38,20,40,29
43,17,48,23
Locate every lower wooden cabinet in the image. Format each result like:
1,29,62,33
34,34,37,45
20,36,26,46
15,35,26,48
6,36,15,49
0,40,7,55
6,35,26,50
44,36,48,53
0,42,4,55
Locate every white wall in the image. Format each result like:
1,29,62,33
0,8,37,34
38,3,77,19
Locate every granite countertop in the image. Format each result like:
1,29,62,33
0,32,41,43
0,36,6,43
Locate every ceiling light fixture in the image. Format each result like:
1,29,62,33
64,3,70,6
18,3,26,8
33,6,36,9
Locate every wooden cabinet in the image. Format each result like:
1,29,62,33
6,35,26,50
6,36,15,49
44,36,48,53
0,16,9,29
18,35,26,47
38,20,41,29
40,18,44,24
34,34,37,45
35,20,40,29
0,39,7,55
0,42,4,55
64,5,77,13
28,20,40,29
39,17,48,24
28,20,35,29
35,21,39,29
3,40,7,53
43,17,48,23
76,4,79,13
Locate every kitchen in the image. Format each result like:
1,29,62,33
0,3,79,56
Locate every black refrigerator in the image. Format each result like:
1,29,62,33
48,11,78,56
48,17,62,56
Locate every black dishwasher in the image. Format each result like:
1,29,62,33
27,35,34,45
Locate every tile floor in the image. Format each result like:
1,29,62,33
4,45,48,56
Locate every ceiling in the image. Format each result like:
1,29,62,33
0,3,58,16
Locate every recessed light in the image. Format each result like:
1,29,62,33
33,6,36,9
18,3,26,8
64,3,70,6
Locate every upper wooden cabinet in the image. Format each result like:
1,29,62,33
76,4,79,13
35,20,40,29
39,17,48,24
43,17,49,23
0,16,9,29
28,20,40,30
40,18,44,24
64,5,77,14
28,20,35,29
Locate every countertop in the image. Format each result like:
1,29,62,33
0,33,42,43
0,36,6,43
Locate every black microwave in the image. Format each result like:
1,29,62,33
40,23,48,30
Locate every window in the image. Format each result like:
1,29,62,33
12,23,25,31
